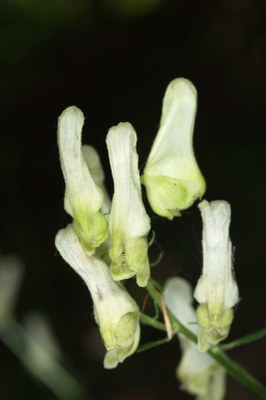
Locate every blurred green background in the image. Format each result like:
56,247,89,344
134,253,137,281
0,0,266,399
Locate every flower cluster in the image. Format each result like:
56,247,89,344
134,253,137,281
56,108,147,368
55,77,239,397
55,78,207,368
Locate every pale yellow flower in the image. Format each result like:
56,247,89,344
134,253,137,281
57,106,108,254
55,225,140,368
143,78,206,219
106,122,151,287
194,200,239,352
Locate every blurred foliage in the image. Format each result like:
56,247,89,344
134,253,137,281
0,0,168,64
0,0,92,64
99,0,168,19
8,0,87,22
0,24,33,64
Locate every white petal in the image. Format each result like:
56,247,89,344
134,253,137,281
194,200,239,309
177,347,226,400
147,78,197,173
106,122,150,237
163,277,197,335
58,106,103,216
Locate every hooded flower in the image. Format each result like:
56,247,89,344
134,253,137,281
106,122,151,287
57,106,108,254
164,277,226,400
194,200,239,352
142,78,206,219
55,225,140,369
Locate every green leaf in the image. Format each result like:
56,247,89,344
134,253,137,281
137,337,170,353
221,328,266,351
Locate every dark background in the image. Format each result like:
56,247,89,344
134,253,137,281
0,0,266,399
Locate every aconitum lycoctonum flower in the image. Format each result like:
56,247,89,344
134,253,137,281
57,106,108,254
142,78,206,219
106,122,151,287
194,200,239,352
55,225,140,369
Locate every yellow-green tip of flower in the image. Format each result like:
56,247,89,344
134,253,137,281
109,234,150,287
103,311,140,369
196,303,234,353
72,209,108,254
143,78,206,219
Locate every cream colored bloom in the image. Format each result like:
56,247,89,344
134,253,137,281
164,277,226,400
194,200,239,352
143,78,206,219
57,106,108,254
55,225,140,368
106,122,151,287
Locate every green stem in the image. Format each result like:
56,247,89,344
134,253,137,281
137,337,170,353
140,313,166,331
146,279,266,399
208,347,266,399
221,328,266,351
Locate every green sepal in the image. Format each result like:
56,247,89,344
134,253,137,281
72,210,109,254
